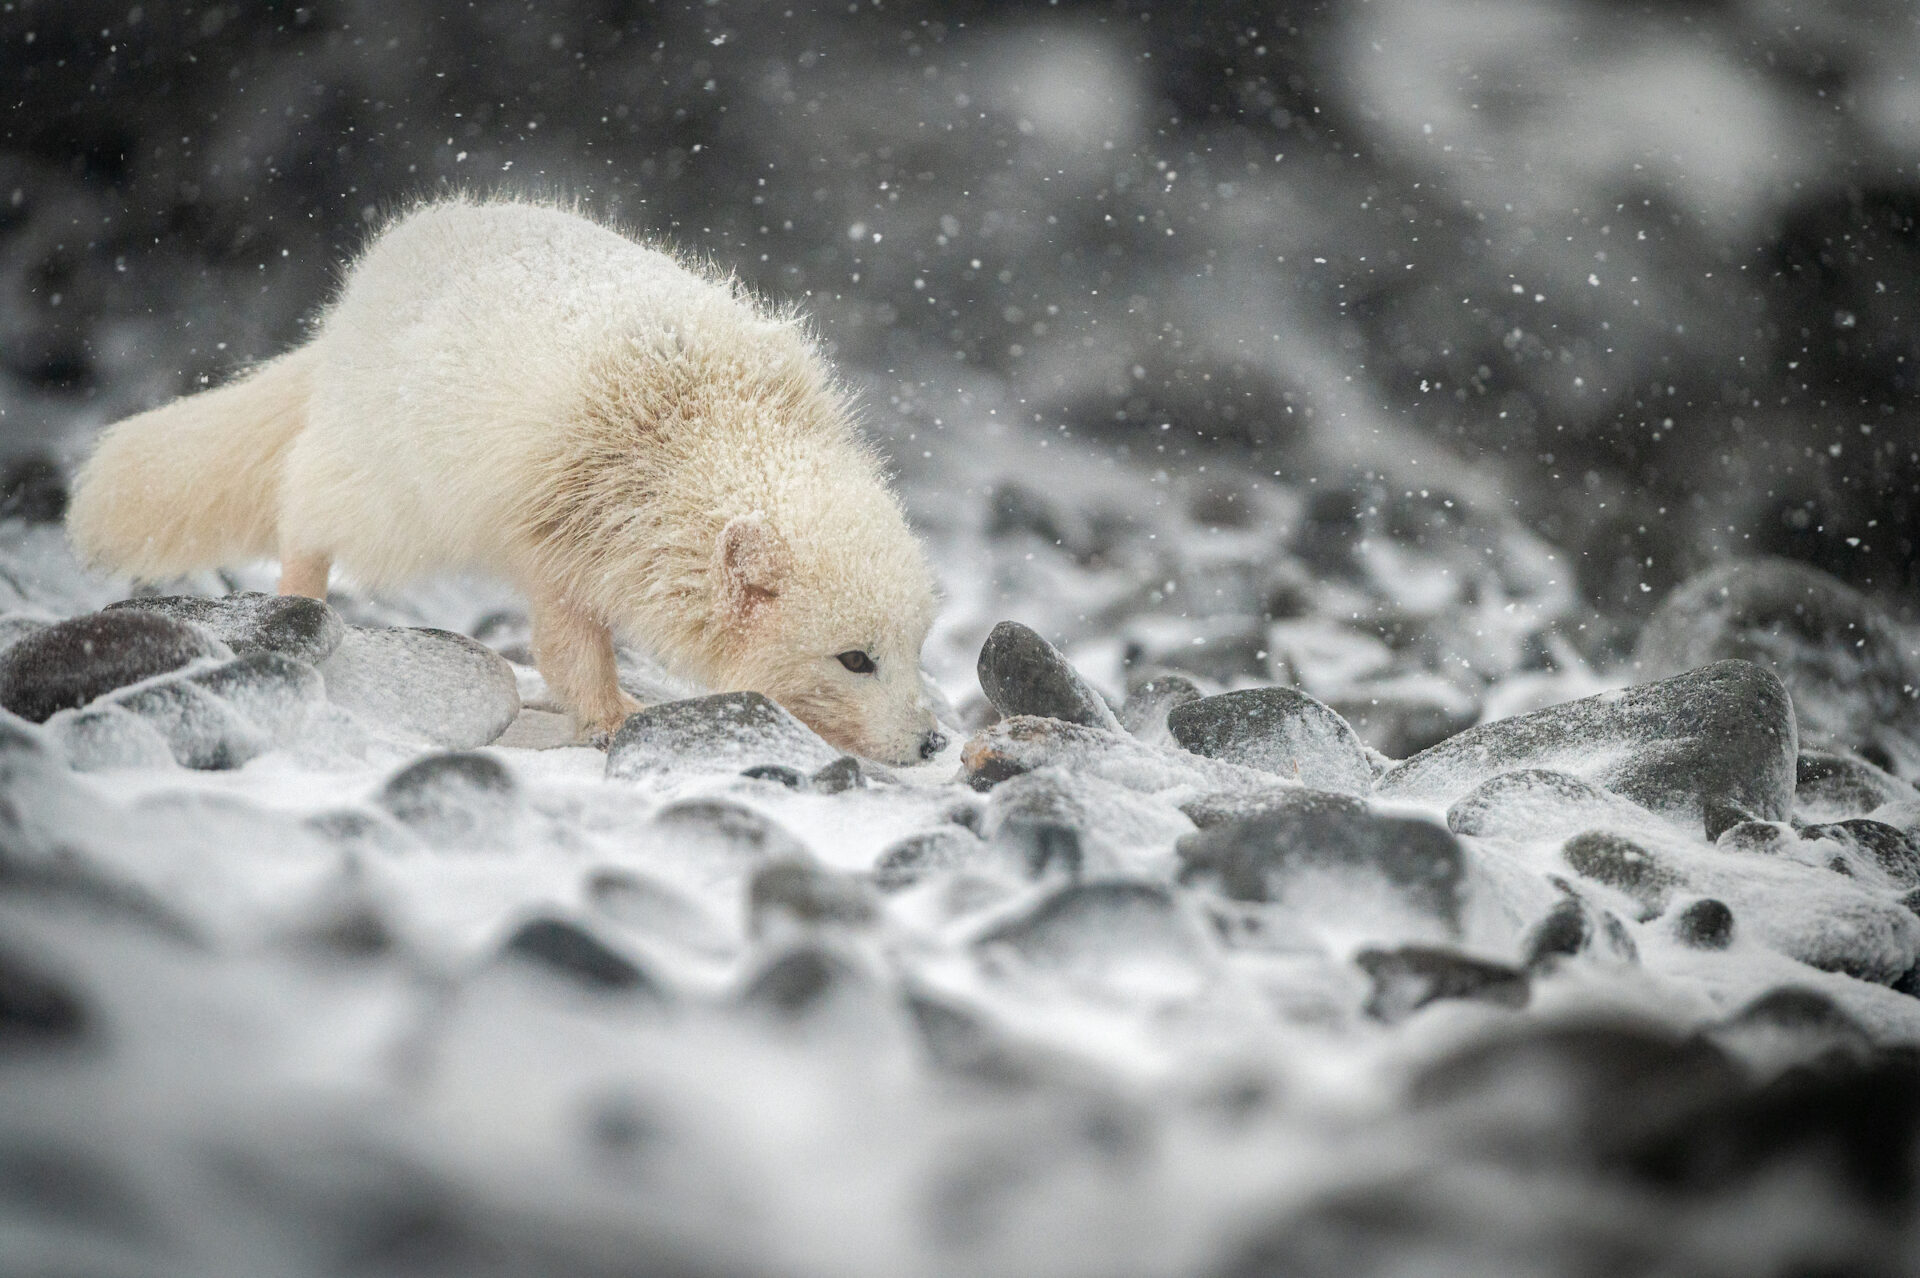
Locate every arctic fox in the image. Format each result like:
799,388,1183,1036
67,198,947,764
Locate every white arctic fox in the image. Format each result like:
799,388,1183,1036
67,197,947,763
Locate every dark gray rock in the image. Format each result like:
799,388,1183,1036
585,867,733,957
606,691,839,782
1560,830,1679,917
811,755,881,793
0,938,87,1046
648,797,810,864
1519,894,1639,970
740,763,807,789
376,751,520,850
1715,820,1796,855
748,859,878,936
0,614,48,656
872,827,981,891
738,944,871,1018
319,625,520,749
1166,687,1373,795
973,879,1211,990
108,591,345,665
108,676,262,770
1177,807,1467,934
501,916,660,997
0,609,230,723
1673,898,1735,949
975,620,1121,731
1377,661,1799,835
1327,687,1482,760
1177,785,1367,831
1354,945,1529,1022
1800,819,1920,889
0,453,68,523
1445,768,1644,841
1635,558,1920,763
1796,750,1916,823
1118,673,1204,742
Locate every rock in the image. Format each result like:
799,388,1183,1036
0,609,230,723
648,797,810,866
501,916,660,997
1327,683,1482,760
107,592,346,665
1635,558,1920,764
1560,831,1679,917
1799,819,1920,889
1446,768,1653,841
748,859,879,937
304,808,422,856
606,691,839,782
975,620,1121,731
51,650,331,771
960,714,1309,801
1377,661,1798,835
0,453,68,524
1715,820,1796,855
811,755,882,793
738,943,872,1018
741,764,808,789
1120,616,1273,686
1177,807,1468,937
978,767,1185,877
319,625,519,749
1354,945,1529,1022
0,614,48,656
1519,894,1638,970
586,868,734,957
1796,750,1916,823
1117,673,1204,744
102,675,264,770
872,828,982,891
1177,784,1367,831
1166,687,1373,796
45,703,177,771
376,751,520,850
973,879,1212,999
0,938,87,1046
1673,898,1735,949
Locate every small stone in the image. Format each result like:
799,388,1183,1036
1715,820,1796,855
606,691,840,782
319,625,520,749
108,676,264,770
1354,945,1529,1022
1177,785,1367,830
0,938,87,1045
1561,830,1680,917
1519,894,1639,970
376,751,520,850
586,867,734,956
975,620,1121,731
741,764,807,789
502,916,659,996
810,755,871,793
107,592,345,666
872,827,981,891
0,453,68,524
1178,807,1467,935
1377,661,1799,833
748,859,879,937
1446,768,1649,841
649,797,810,864
973,879,1212,998
0,610,230,723
1328,685,1482,760
1674,899,1735,949
1118,673,1204,743
738,944,871,1017
1166,687,1373,795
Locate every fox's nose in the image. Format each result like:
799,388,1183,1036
919,729,948,760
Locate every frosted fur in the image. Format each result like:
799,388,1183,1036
67,197,940,762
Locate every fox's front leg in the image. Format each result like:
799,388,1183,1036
531,592,641,747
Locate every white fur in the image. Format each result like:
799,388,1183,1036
67,197,942,762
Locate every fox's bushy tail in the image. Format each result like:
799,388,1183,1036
67,344,317,580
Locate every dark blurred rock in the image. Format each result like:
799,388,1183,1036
976,621,1120,731
501,916,659,997
1378,661,1798,835
1635,558,1920,761
973,879,1209,990
1519,894,1638,971
1560,831,1678,917
1178,807,1467,934
585,867,733,957
1327,687,1481,760
0,938,87,1046
1714,819,1795,855
872,827,981,892
1177,784,1367,830
748,859,878,936
985,481,1068,546
1118,673,1205,742
1673,898,1735,950
811,755,881,793
738,944,870,1018
648,797,809,864
1167,687,1372,795
1120,619,1273,686
1796,750,1916,823
319,625,519,750
0,609,230,723
606,691,838,781
106,674,261,770
0,454,67,524
1354,946,1528,1022
108,591,345,666
741,763,807,789
376,751,519,850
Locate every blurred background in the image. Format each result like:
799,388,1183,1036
2,0,1917,697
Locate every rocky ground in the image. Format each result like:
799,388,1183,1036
2,434,1920,1278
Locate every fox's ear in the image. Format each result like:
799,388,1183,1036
715,513,791,621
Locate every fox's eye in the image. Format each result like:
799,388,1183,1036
836,650,876,674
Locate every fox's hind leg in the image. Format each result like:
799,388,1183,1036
279,552,331,599
532,592,642,747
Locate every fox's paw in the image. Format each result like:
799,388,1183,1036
581,695,645,750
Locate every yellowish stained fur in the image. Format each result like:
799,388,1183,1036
67,197,941,762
